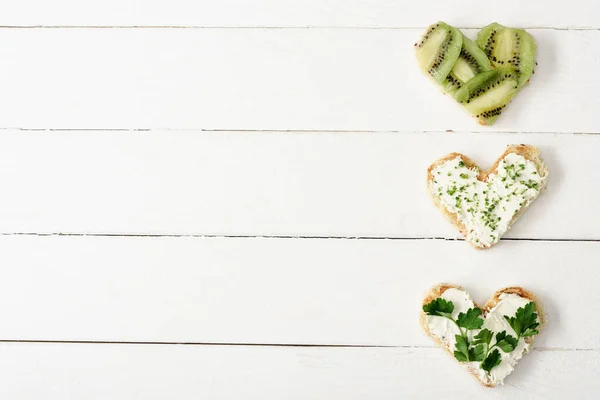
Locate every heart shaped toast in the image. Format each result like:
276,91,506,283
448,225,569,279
415,22,536,125
421,284,545,387
427,144,548,249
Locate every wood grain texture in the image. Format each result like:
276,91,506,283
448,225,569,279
0,28,598,132
0,343,597,399
0,235,598,348
0,130,597,239
1,0,599,28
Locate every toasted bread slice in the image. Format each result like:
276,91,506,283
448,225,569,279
427,144,549,249
420,284,545,387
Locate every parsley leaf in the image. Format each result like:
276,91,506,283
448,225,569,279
470,344,485,362
497,337,518,353
454,335,470,362
473,328,493,347
457,308,484,330
423,298,454,318
425,297,534,375
504,302,539,339
495,330,507,342
481,349,502,372
522,327,540,338
495,330,518,353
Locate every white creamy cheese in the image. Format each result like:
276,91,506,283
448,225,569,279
426,289,538,386
429,153,545,247
425,288,475,348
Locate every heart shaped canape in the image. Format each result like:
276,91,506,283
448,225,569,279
427,145,548,249
415,22,536,125
421,284,545,387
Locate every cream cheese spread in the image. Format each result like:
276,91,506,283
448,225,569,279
429,153,546,247
425,288,539,386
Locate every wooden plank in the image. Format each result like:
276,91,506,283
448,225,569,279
0,130,598,239
0,235,598,347
0,343,597,399
0,29,598,132
1,1,599,29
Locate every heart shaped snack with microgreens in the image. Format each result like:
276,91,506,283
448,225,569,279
427,144,548,249
415,22,536,125
421,284,545,387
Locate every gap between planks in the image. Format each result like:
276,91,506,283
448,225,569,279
0,26,599,31
0,128,598,135
0,340,595,351
1,233,599,243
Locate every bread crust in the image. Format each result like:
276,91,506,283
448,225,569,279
420,284,545,388
426,144,549,249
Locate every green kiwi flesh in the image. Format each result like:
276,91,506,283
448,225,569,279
476,23,536,87
415,22,463,84
443,35,494,95
454,69,519,125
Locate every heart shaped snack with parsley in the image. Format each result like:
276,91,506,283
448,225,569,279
427,144,548,249
421,284,544,387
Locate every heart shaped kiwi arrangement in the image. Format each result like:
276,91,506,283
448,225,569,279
415,22,536,125
427,144,548,249
421,284,544,387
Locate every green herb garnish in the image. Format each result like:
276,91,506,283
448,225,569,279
504,301,540,339
423,300,483,363
457,307,484,330
422,297,454,317
481,349,502,372
423,299,539,374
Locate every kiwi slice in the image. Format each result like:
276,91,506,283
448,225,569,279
476,23,536,87
443,35,494,95
415,22,463,84
454,69,519,125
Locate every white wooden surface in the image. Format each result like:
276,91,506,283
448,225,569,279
0,28,598,132
2,0,599,28
0,344,597,400
0,130,598,238
1,1,599,398
0,236,598,347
